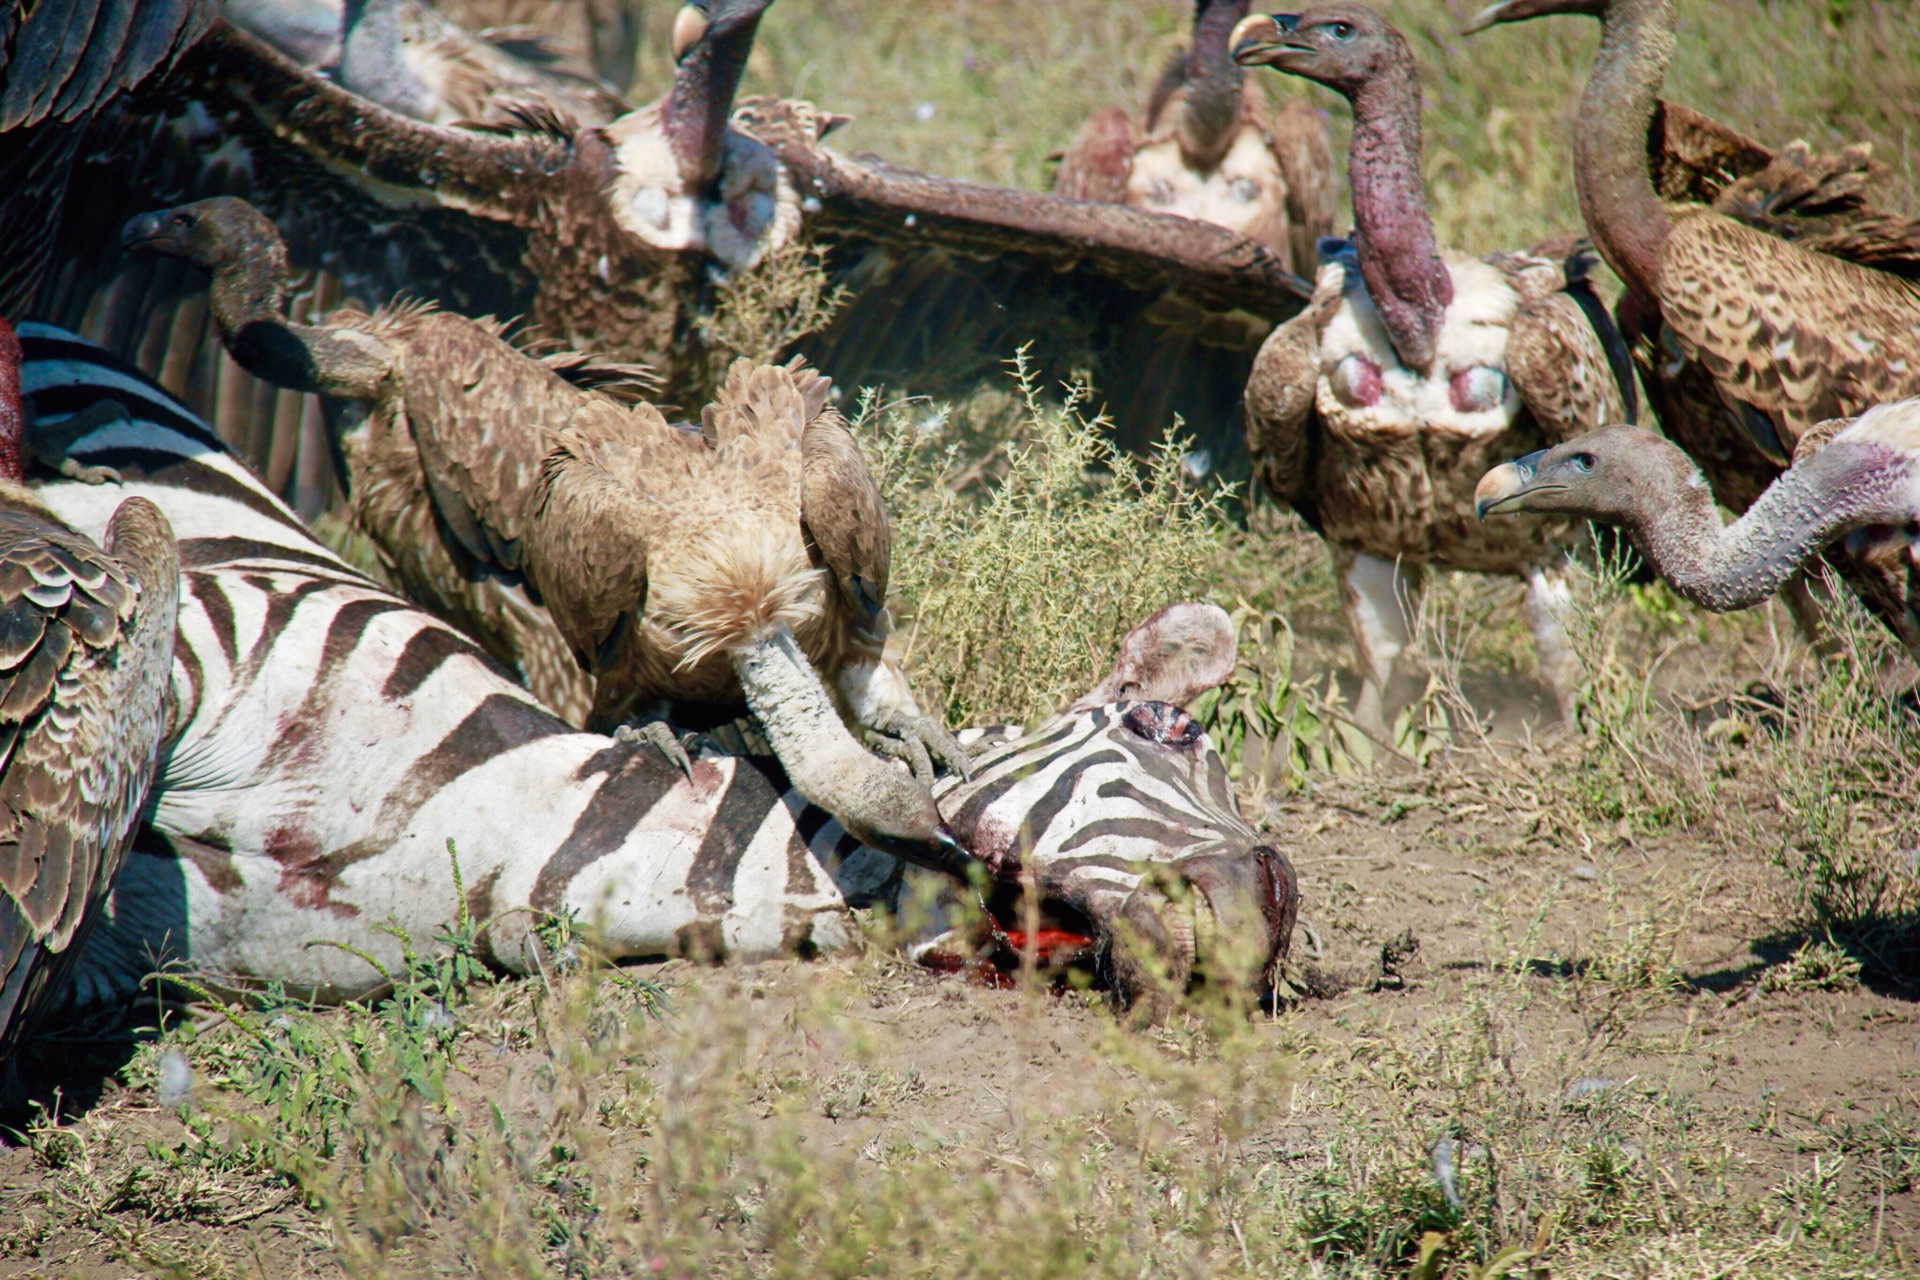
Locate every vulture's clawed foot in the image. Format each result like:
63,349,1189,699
614,717,702,779
867,711,973,785
30,398,127,485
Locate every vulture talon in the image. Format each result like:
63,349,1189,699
615,719,699,780
871,711,973,784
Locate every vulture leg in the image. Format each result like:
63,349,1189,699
734,625,972,880
1522,563,1579,727
1337,549,1423,738
835,658,973,784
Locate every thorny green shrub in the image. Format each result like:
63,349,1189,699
869,351,1226,726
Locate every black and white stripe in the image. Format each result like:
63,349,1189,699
21,326,1273,1007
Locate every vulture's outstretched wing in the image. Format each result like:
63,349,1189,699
737,99,1313,469
0,0,213,313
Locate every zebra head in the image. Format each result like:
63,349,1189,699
920,604,1299,1009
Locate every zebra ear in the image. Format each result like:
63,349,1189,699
1070,602,1237,711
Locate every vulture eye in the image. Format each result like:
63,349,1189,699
1572,452,1597,472
1328,20,1356,38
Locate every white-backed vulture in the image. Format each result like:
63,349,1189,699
1477,401,1920,665
1053,0,1337,278
1465,0,1920,641
121,197,972,868
1459,0,1920,476
0,319,179,1070
1229,4,1632,733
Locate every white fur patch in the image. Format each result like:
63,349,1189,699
1838,397,1920,453
1314,253,1523,439
607,109,800,268
1124,127,1287,241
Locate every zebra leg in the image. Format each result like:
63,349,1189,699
1337,548,1421,738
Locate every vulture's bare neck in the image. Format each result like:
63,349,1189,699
1346,61,1452,375
193,225,390,400
662,12,763,189
1574,0,1675,302
1626,443,1915,612
1177,0,1251,168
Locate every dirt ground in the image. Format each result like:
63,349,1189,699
5,672,1916,1277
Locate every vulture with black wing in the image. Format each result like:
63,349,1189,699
1230,5,1632,734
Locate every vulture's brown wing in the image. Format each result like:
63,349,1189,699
0,0,213,313
1268,97,1339,284
801,407,890,629
1503,248,1635,442
0,495,177,1062
398,312,633,575
31,19,577,514
737,99,1312,472
1647,100,1774,205
1241,307,1322,531
522,442,652,677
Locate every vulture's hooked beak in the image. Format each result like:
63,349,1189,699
1460,1,1518,35
121,210,178,255
1229,13,1300,66
1474,449,1549,519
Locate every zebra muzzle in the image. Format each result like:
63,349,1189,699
1105,846,1301,1012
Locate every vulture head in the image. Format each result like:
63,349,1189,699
121,197,281,268
1474,426,1679,524
1228,3,1409,98
1460,0,1607,35
611,0,796,268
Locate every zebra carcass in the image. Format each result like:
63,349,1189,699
19,325,1298,1013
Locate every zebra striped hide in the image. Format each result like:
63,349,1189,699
19,325,1295,1010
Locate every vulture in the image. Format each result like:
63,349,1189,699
36,0,1312,503
0,0,212,315
0,318,179,1068
1229,5,1631,733
123,197,972,868
1476,400,1920,665
1465,0,1920,640
1052,0,1338,278
1460,0,1920,482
